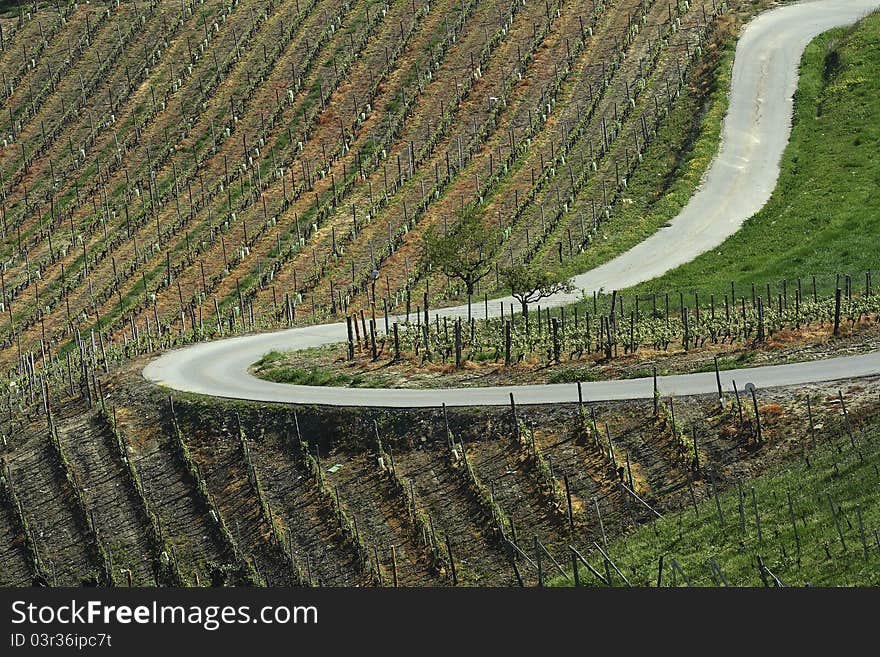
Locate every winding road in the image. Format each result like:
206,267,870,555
143,0,880,407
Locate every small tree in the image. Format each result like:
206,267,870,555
501,263,574,317
423,208,496,317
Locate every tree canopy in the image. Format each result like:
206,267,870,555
501,263,574,316
423,208,497,297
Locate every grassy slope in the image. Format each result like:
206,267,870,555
252,349,384,387
552,416,880,587
626,11,880,297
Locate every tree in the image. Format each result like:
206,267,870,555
423,207,496,317
501,263,574,317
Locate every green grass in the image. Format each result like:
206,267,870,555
546,367,602,384
626,11,880,298
0,1,23,16
253,350,384,387
551,416,880,587
546,351,757,384
692,350,757,373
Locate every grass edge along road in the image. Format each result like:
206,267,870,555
623,9,880,298
551,411,880,587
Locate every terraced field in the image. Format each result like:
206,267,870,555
2,358,877,586
1,0,878,587
0,0,741,371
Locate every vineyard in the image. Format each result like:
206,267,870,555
252,271,880,388
0,351,877,586
553,411,880,587
0,0,877,588
0,0,750,374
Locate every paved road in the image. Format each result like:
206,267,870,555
143,0,880,408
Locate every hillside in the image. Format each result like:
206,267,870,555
0,0,878,589
629,6,880,296
0,0,755,370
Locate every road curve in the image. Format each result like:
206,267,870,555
143,0,880,408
